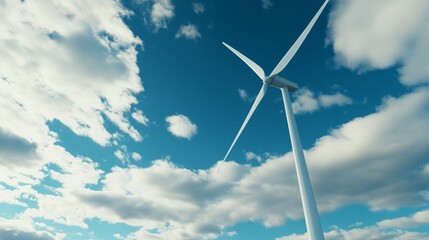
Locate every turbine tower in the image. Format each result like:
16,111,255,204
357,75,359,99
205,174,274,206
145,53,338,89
219,1,329,239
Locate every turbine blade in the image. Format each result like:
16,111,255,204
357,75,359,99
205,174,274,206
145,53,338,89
222,42,266,80
269,0,329,77
218,82,268,171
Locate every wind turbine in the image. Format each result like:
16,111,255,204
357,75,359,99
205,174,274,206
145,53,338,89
219,1,329,240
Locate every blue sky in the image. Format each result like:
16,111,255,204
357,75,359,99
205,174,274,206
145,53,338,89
1,0,429,239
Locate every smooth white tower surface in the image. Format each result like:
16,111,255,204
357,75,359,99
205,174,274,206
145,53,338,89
219,1,329,239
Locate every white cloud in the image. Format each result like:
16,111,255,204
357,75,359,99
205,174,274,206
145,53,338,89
0,0,140,236
0,0,143,146
319,92,353,108
114,145,131,163
292,88,352,114
132,110,149,125
73,88,429,239
278,227,429,240
277,209,429,240
165,114,198,139
131,152,142,161
175,24,201,40
134,0,175,31
262,0,273,10
0,128,38,167
0,217,56,240
378,209,429,229
328,0,429,85
192,2,205,15
76,160,251,239
151,0,175,30
0,1,127,202
238,88,253,102
2,1,429,238
114,150,126,161
245,151,263,162
292,88,320,114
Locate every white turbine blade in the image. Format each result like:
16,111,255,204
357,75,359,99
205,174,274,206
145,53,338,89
269,0,329,77
222,42,266,80
218,82,268,171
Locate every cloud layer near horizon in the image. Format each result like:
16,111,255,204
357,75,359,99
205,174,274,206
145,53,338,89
72,87,429,239
277,209,429,240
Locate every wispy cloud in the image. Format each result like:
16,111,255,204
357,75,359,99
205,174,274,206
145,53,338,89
319,92,353,108
262,0,273,10
175,23,201,40
292,88,353,114
238,88,252,101
132,110,149,126
192,2,205,15
165,114,198,139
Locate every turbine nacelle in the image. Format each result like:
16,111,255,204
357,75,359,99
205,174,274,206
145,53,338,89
265,75,299,92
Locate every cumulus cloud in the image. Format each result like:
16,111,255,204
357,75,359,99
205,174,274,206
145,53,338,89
151,0,175,30
277,209,429,240
292,88,352,114
292,88,320,114
134,0,174,31
175,24,201,40
165,114,198,139
0,0,141,236
262,0,273,10
192,2,205,15
0,0,143,146
328,0,429,85
0,1,132,199
151,0,174,28
76,160,251,239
